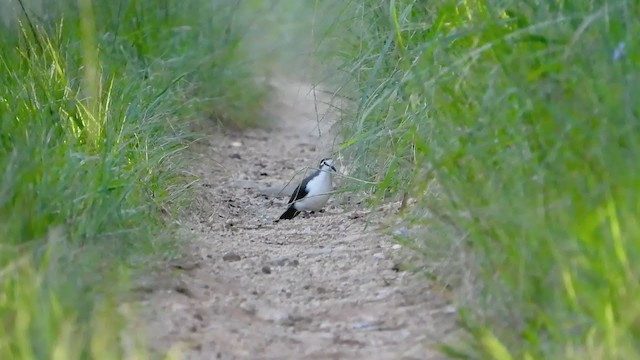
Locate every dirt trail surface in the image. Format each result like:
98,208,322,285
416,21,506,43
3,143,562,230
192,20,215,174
138,78,457,359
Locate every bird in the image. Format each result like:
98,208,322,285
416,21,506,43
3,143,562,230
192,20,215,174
278,158,337,221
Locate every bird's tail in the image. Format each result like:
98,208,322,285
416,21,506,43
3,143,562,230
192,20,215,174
278,206,300,220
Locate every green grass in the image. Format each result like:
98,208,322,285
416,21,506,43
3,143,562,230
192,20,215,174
0,0,271,358
11,0,639,357
335,0,640,358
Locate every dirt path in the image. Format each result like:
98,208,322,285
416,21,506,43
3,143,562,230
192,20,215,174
138,78,457,359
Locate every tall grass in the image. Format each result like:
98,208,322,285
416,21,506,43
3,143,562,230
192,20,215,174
0,0,269,357
337,0,640,358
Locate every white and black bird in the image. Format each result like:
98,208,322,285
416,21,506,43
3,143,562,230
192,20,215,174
278,158,337,221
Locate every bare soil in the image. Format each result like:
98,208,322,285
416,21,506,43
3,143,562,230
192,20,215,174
137,78,457,359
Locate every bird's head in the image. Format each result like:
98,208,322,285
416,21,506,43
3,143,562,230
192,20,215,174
319,158,337,172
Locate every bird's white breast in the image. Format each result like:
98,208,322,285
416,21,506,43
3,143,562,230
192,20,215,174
294,171,333,211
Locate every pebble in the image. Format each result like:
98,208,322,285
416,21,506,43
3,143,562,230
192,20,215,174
174,284,194,298
393,228,408,237
239,300,257,315
303,248,333,258
272,257,301,267
222,251,242,262
273,257,290,266
255,305,291,324
374,288,394,300
261,265,272,274
373,252,385,260
351,320,382,330
170,262,201,271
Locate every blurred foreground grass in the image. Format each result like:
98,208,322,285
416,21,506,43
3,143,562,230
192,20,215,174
335,0,640,358
0,0,273,357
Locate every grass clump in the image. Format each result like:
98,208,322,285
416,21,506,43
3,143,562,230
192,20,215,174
337,0,640,358
0,0,269,357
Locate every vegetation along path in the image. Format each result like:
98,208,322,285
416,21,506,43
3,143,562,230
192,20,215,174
136,78,458,359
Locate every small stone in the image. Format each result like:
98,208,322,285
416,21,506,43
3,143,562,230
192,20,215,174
351,320,382,330
393,228,408,237
272,257,300,267
223,251,242,262
255,305,290,324
375,288,394,300
391,244,402,250
239,301,257,315
231,141,242,147
174,284,194,298
373,252,385,260
274,258,288,266
288,314,312,325
261,265,272,274
194,312,204,322
171,262,200,271
230,153,242,159
303,248,333,258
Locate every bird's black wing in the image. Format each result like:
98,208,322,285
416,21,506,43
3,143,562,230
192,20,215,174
286,169,319,204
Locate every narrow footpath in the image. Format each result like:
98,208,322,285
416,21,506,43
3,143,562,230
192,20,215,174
137,78,457,360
